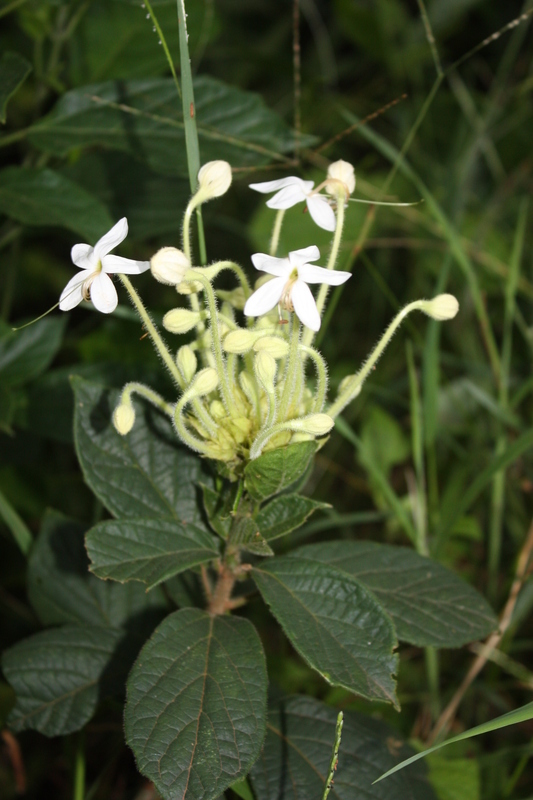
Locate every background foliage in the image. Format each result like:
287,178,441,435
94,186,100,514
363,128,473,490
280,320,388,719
1,0,533,798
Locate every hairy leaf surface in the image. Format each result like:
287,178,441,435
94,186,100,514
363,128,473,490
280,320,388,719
244,442,317,502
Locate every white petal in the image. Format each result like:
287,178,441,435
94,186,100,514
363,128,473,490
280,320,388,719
249,177,314,194
93,218,128,261
266,184,307,210
90,272,118,314
291,280,321,331
288,246,320,268
103,255,151,275
306,195,336,231
59,270,91,311
251,253,290,278
298,263,352,285
244,277,286,317
71,243,95,270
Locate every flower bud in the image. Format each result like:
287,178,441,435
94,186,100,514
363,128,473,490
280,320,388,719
224,329,257,354
421,294,459,321
189,368,219,397
326,160,356,196
290,413,334,436
163,308,201,333
253,336,289,359
113,404,135,436
254,351,277,389
150,247,190,285
176,345,197,383
197,160,232,201
210,400,226,419
239,370,256,405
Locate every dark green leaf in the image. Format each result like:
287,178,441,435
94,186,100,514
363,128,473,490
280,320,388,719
253,556,398,705
29,76,307,177
72,376,213,524
250,696,437,800
0,317,65,389
0,487,33,555
230,515,274,556
0,167,113,241
3,625,123,736
201,481,233,539
125,608,267,800
28,511,167,628
295,541,497,647
86,517,218,588
256,493,330,541
0,52,32,124
244,441,317,502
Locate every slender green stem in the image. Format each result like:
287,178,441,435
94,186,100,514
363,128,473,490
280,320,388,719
0,128,28,149
144,0,181,97
186,270,234,409
322,712,343,800
415,0,443,77
277,317,301,422
73,733,85,800
118,274,185,390
173,394,212,454
406,342,428,556
299,344,328,411
120,382,174,417
425,647,440,722
0,0,28,19
269,209,286,256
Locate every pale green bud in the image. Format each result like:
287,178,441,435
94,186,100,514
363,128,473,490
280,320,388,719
420,294,459,321
239,370,256,405
150,247,190,285
197,161,232,201
210,400,226,420
176,345,197,383
253,336,289,359
189,368,219,398
176,279,202,295
254,350,277,389
163,308,201,334
290,413,334,436
224,329,257,354
112,404,135,436
326,159,356,196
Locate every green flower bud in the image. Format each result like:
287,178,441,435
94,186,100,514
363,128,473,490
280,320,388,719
189,367,219,398
253,336,289,358
326,159,356,196
420,294,459,321
150,247,190,285
290,413,334,436
176,345,197,383
210,400,226,419
223,329,257,354
163,308,201,333
254,350,277,389
197,161,232,201
112,404,135,435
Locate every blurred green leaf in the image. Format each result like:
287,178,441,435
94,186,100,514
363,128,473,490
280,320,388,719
250,695,437,800
0,167,113,240
244,441,317,502
0,51,31,124
86,517,218,588
29,76,307,176
0,487,33,555
427,754,480,800
256,493,330,541
125,608,267,800
253,556,398,705
27,511,167,627
72,377,213,524
360,405,410,473
0,316,65,389
293,541,497,647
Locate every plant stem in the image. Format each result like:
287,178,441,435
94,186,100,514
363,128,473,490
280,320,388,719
269,209,286,256
118,274,184,390
277,317,301,422
73,733,85,800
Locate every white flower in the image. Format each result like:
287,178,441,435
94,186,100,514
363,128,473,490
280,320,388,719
249,176,336,231
244,246,351,332
59,218,150,314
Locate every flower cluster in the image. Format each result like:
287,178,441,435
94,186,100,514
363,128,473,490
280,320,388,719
60,159,459,475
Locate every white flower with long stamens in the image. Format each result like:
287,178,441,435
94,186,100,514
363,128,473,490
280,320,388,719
249,177,336,231
244,246,351,332
59,218,150,314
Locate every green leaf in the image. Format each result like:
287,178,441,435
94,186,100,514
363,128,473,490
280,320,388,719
426,755,480,800
360,405,410,473
27,511,167,628
253,556,398,705
0,167,114,241
72,376,213,524
201,481,234,539
125,608,267,800
29,76,306,177
0,317,65,389
86,517,218,588
294,542,497,648
376,702,533,784
250,696,437,800
0,52,32,124
230,515,274,557
3,625,124,736
0,488,33,555
244,441,317,502
256,493,330,541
